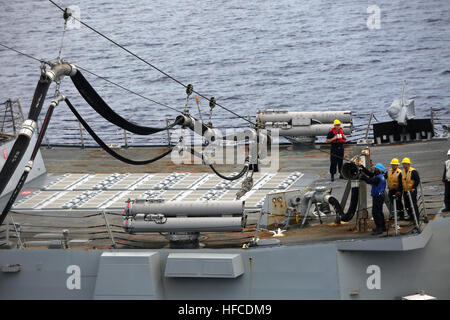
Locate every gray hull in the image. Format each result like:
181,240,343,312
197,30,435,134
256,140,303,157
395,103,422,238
1,214,448,300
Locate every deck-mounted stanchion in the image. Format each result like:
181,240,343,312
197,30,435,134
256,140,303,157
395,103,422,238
123,129,128,148
5,217,10,246
361,112,373,145
78,120,85,148
9,216,23,249
418,181,429,223
406,191,421,233
165,118,171,146
393,195,399,236
300,198,313,228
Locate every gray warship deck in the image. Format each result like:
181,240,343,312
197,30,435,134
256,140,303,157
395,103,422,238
0,139,449,299
2,139,446,248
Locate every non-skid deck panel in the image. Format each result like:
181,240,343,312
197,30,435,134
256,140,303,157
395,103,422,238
43,174,89,190
71,174,126,190
13,191,60,209
257,172,304,190
79,191,123,209
40,172,304,191
169,173,209,189
12,172,306,210
70,174,112,190
109,174,149,190
39,191,86,209
136,173,189,190
43,173,154,191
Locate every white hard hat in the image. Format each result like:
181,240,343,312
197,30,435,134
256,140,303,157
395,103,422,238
448,149,450,156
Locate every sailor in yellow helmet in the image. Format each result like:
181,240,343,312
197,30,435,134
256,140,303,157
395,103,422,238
326,119,347,181
401,157,420,222
385,158,405,220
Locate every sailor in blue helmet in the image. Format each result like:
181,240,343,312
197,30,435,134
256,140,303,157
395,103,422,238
360,163,387,235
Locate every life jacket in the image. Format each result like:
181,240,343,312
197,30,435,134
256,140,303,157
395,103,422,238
402,167,417,191
387,168,402,190
330,127,346,143
371,173,386,197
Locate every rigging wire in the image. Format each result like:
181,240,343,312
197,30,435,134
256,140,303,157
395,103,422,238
0,42,255,178
48,0,255,126
74,65,183,114
1,42,371,176
0,41,183,115
0,43,48,64
57,12,68,61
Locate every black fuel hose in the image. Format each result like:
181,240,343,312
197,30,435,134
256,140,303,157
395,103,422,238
185,146,249,181
71,71,182,134
327,187,360,222
209,163,249,181
0,100,56,225
65,98,173,165
0,78,50,200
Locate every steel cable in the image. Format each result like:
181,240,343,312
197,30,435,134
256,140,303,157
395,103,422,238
48,0,255,126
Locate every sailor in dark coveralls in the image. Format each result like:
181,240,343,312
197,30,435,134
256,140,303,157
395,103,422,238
326,119,347,181
360,163,387,235
442,149,450,212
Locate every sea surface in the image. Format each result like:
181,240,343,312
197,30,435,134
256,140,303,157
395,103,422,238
0,0,449,145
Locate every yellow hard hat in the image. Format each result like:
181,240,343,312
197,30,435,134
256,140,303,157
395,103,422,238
333,119,341,125
390,158,400,165
401,157,411,164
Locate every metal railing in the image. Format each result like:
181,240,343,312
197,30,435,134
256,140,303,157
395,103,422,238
2,96,447,148
0,210,124,249
38,114,254,148
0,209,257,249
0,99,24,141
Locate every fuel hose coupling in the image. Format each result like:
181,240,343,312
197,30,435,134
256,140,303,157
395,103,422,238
19,120,37,138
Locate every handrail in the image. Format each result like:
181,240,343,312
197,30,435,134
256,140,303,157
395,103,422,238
0,210,121,249
25,107,449,148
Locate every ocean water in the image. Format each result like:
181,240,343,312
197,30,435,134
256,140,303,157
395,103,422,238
0,0,449,145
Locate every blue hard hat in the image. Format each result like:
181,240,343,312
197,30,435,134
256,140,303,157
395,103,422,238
374,163,385,172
